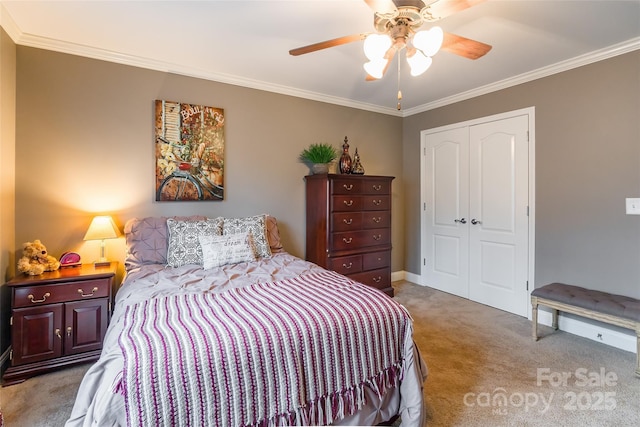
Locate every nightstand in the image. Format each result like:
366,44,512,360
2,263,116,386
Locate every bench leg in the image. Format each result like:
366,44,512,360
531,296,539,341
552,309,559,330
636,327,640,377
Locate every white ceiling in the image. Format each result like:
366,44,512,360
1,0,639,116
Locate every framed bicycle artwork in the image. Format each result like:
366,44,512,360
155,99,225,201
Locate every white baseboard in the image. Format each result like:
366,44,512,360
392,270,636,355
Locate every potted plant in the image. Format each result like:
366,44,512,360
299,143,338,174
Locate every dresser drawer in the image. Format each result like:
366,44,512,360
332,212,363,232
362,250,391,271
13,278,110,308
331,229,391,251
331,178,363,194
332,195,363,212
361,195,390,211
361,179,391,195
348,267,391,291
328,255,362,275
362,211,391,229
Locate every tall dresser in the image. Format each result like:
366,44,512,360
305,174,394,296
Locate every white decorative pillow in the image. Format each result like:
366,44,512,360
199,232,257,269
166,217,223,267
223,214,272,259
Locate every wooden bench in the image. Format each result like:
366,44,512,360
531,283,640,377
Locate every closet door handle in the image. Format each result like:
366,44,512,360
454,218,467,224
471,219,482,225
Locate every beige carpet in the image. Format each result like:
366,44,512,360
1,280,638,426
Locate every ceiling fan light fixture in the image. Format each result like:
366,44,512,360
406,50,432,76
363,33,392,60
364,58,388,79
412,26,444,57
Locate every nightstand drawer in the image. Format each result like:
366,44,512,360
13,278,110,308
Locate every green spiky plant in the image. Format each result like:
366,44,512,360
299,143,338,164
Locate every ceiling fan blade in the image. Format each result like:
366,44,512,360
365,48,396,81
363,0,398,15
427,0,486,20
289,33,367,56
440,32,492,60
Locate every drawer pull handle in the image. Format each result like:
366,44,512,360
55,328,62,339
67,326,72,337
343,184,353,191
343,200,353,207
372,185,382,191
343,218,353,225
342,237,353,244
373,234,382,241
342,262,353,269
372,199,382,206
28,292,50,304
373,276,382,283
78,287,99,297
372,217,382,223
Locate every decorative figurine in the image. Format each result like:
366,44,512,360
339,136,352,174
351,148,365,175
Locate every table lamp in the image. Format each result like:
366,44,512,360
83,215,121,267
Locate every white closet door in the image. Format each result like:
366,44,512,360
468,115,529,316
423,126,470,298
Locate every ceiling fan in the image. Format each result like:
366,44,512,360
289,0,492,82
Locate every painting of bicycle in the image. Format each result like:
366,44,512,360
155,99,225,201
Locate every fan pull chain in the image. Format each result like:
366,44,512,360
397,56,402,110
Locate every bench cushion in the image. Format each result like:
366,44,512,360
532,283,640,322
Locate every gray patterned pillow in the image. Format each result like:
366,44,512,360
166,217,224,267
223,214,272,259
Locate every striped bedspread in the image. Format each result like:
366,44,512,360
118,270,411,427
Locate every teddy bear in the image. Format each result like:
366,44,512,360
17,240,61,275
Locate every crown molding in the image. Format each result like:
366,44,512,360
402,37,640,117
2,3,636,118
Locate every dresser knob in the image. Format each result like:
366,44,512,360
67,326,72,337
55,328,62,339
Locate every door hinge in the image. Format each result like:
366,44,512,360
527,131,530,142
526,280,529,291
9,349,13,361
526,206,529,216
424,202,426,211
423,258,426,266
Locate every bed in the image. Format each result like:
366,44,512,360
66,214,427,426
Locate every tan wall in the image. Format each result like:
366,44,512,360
0,27,17,362
14,47,404,278
402,50,640,297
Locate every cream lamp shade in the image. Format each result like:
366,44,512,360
83,215,121,266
